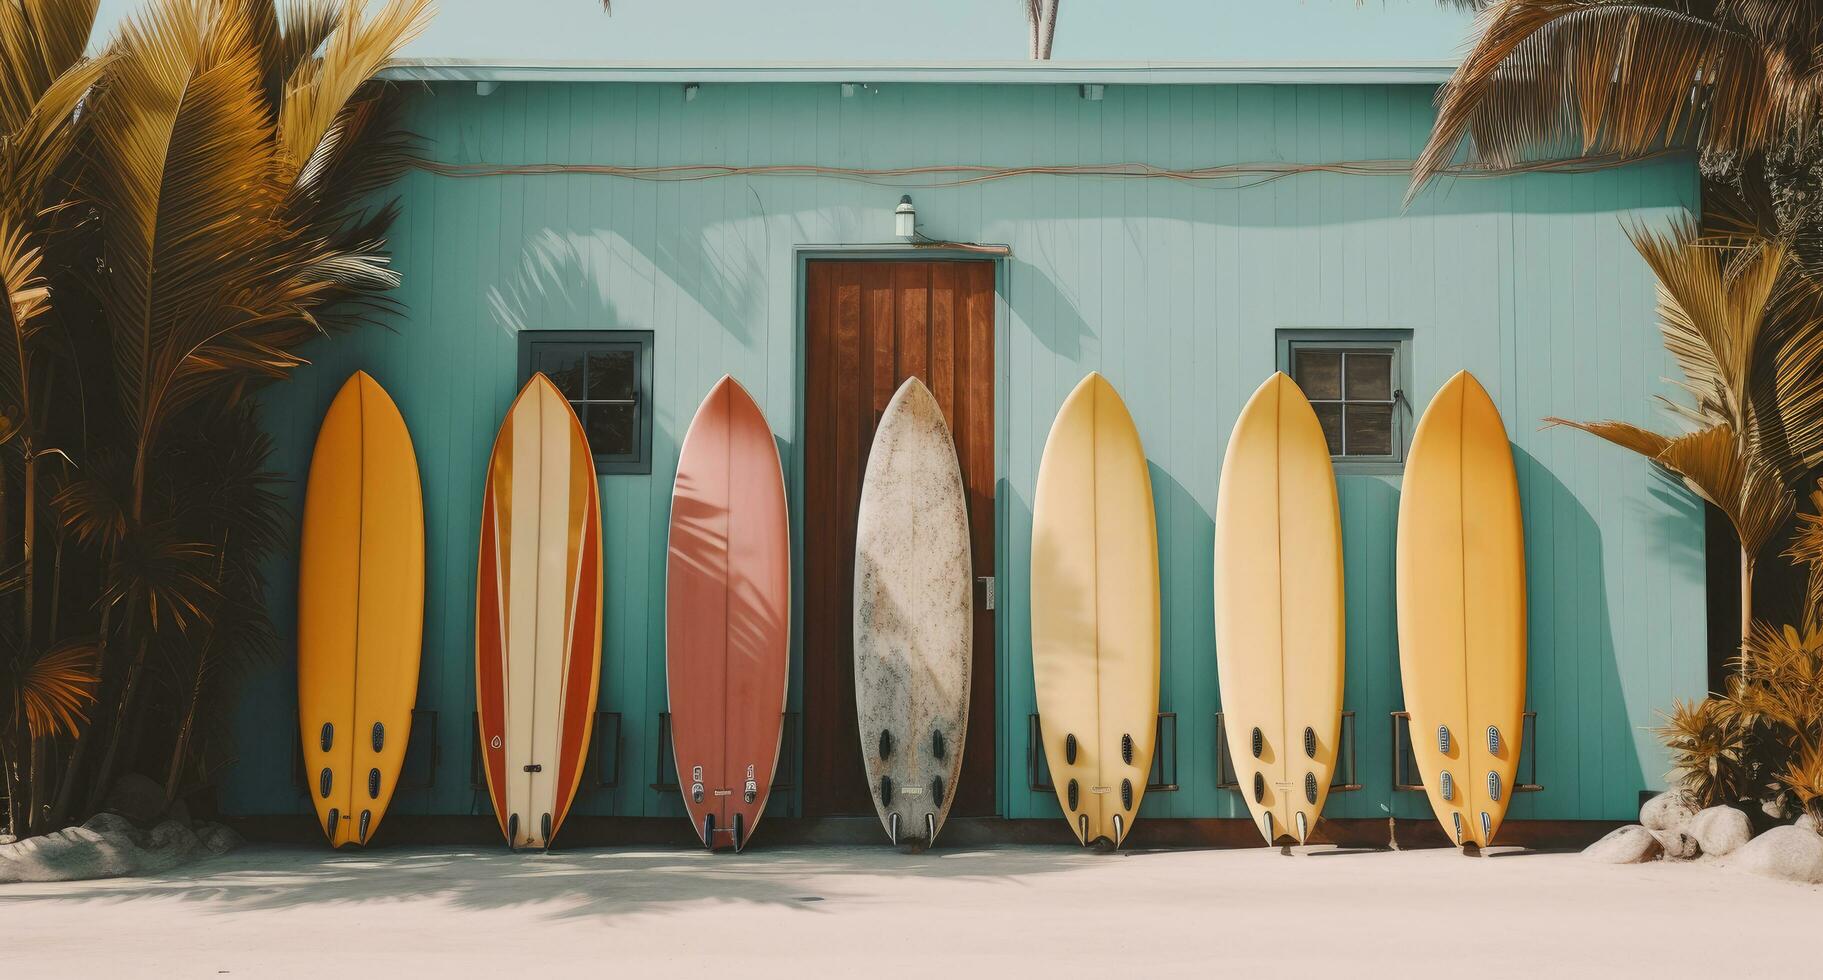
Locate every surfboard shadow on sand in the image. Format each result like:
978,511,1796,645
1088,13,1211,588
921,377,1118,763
0,845,1100,921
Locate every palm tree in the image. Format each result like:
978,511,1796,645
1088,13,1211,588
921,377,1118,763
0,0,109,838
1550,221,1823,661
43,0,430,823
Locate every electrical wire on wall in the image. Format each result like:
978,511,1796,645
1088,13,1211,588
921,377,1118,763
415,150,1685,190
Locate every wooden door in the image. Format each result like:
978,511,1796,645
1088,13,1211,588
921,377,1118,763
803,260,997,817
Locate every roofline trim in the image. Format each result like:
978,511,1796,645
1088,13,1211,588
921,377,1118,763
378,58,1459,86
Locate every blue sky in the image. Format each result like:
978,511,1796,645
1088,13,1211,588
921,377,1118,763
94,1,1478,63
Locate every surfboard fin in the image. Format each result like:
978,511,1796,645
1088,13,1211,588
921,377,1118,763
1438,725,1451,754
703,813,715,848
1111,813,1124,846
359,810,372,845
508,812,520,847
889,812,900,847
1487,725,1500,754
732,812,745,851
1450,812,1462,845
326,808,340,842
1440,770,1454,801
1303,726,1316,759
1261,810,1273,845
1295,811,1309,844
1078,813,1089,845
1486,771,1502,803
541,812,552,850
925,813,937,845
1065,733,1077,765
1480,811,1492,844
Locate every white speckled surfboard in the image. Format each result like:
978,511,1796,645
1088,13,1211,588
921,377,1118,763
853,377,973,848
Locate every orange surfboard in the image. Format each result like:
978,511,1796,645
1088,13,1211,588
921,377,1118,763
476,373,603,850
666,376,791,851
297,372,424,847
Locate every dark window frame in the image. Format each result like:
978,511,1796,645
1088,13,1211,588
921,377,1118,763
1276,329,1413,476
517,329,655,475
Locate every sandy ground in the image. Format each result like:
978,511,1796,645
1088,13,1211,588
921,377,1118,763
2,843,1816,977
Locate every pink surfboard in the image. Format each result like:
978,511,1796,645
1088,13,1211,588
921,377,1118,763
666,376,790,850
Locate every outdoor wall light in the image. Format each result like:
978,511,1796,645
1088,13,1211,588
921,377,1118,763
1080,83,1105,101
894,196,916,238
684,83,700,102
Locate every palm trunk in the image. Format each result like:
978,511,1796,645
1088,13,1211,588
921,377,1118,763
164,532,230,807
1739,548,1755,676
48,555,113,827
21,449,35,649
26,733,47,833
84,442,153,814
2,732,20,838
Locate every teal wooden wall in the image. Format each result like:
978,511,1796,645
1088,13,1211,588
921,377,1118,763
232,80,1706,826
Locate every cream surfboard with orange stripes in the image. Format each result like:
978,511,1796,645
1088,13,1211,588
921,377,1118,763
476,373,603,850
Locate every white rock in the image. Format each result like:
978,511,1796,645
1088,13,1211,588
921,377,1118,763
1687,806,1754,858
1729,826,1823,884
1650,827,1700,859
1640,792,1699,833
1584,825,1663,864
102,772,167,827
195,822,243,855
0,816,215,884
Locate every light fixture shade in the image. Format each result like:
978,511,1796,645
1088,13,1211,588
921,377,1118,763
894,195,915,238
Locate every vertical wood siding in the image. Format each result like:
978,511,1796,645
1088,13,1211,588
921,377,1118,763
237,81,1704,824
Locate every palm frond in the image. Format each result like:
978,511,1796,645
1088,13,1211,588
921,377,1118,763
0,0,100,137
1657,423,1794,558
1541,416,1673,458
84,0,320,446
1411,1,1823,197
276,0,430,180
1,641,100,739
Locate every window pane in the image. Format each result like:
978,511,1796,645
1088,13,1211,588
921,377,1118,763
585,403,636,458
1313,403,1344,456
588,349,637,402
540,349,585,400
1345,404,1393,456
1295,349,1342,400
1345,352,1393,401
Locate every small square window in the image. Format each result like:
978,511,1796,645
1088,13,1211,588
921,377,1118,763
518,330,654,475
1281,331,1410,472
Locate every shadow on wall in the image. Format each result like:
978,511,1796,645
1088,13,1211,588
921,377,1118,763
1145,463,1216,820
1509,445,1645,822
1007,254,1094,362
487,229,636,338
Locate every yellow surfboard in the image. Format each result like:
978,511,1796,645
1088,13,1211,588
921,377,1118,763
1397,370,1527,848
297,372,425,847
1215,373,1344,845
1031,373,1160,848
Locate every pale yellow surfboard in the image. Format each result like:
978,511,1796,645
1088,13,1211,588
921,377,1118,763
1215,372,1344,845
1397,370,1527,848
1031,372,1160,848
